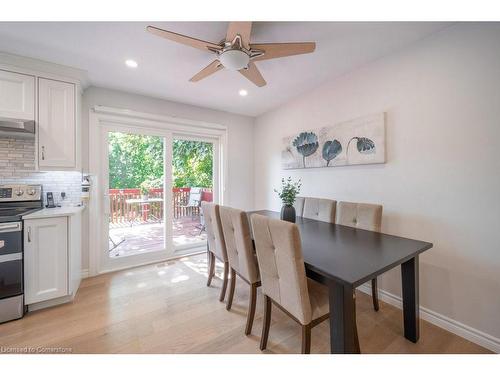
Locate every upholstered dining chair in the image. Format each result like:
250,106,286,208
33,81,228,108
219,206,261,335
336,201,383,311
302,197,336,223
201,202,229,302
250,214,330,354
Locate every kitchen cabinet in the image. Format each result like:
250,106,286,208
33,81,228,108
24,217,68,304
0,69,35,121
23,208,83,309
38,78,76,168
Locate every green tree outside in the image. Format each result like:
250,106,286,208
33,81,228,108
108,132,213,189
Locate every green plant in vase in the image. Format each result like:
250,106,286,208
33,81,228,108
274,177,302,223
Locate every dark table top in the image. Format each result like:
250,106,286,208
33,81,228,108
247,210,433,287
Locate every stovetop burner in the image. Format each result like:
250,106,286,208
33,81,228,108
0,184,43,223
0,207,42,222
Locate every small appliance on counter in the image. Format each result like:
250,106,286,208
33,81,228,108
81,174,91,205
0,184,43,324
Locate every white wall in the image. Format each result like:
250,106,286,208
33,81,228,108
81,87,255,270
254,23,500,346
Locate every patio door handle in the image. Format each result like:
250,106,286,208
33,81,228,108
103,194,111,215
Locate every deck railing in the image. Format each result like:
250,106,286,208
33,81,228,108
108,187,212,227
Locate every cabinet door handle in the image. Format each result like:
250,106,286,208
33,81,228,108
41,146,45,160
27,227,32,242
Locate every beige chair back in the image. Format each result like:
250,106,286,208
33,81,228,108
219,206,259,284
302,197,336,223
336,201,382,232
251,214,313,325
293,196,305,217
201,202,227,262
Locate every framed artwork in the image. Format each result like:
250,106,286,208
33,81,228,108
281,113,386,169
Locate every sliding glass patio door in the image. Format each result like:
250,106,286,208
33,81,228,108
100,125,173,272
98,124,219,273
171,134,219,254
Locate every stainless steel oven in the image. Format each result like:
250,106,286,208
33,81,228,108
0,184,42,324
0,222,24,322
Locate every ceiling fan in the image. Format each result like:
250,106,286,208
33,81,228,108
146,22,316,87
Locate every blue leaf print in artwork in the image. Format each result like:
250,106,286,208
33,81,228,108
292,132,319,168
346,137,376,160
322,139,342,166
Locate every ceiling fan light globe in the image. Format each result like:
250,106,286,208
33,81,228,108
219,49,250,71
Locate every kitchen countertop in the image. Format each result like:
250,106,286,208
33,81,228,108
22,205,85,219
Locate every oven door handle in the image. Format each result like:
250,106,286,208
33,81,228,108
0,252,22,263
0,222,22,233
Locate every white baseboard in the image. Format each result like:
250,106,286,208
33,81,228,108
81,269,89,279
357,283,500,353
27,294,75,312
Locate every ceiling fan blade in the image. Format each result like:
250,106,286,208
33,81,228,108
250,42,316,61
147,26,222,53
239,62,266,87
189,60,223,82
226,22,252,49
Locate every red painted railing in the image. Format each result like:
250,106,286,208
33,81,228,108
108,187,212,226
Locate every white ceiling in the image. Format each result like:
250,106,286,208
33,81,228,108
0,22,450,116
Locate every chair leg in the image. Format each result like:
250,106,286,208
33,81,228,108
301,324,312,354
206,251,215,287
219,261,229,302
260,295,272,351
226,268,236,311
371,277,380,311
245,283,258,335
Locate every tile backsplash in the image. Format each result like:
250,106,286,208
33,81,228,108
0,136,81,206
0,137,36,176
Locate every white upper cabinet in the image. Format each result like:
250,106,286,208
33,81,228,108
0,70,35,120
38,78,76,168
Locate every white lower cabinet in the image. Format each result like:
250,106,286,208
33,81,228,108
24,217,68,304
23,211,82,309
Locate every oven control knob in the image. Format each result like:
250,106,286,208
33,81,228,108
15,189,24,197
27,189,37,196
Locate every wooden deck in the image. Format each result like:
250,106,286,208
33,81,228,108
109,216,206,257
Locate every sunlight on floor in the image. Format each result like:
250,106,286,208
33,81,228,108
180,254,225,279
171,275,190,283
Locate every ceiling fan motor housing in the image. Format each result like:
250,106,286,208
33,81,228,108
219,48,250,71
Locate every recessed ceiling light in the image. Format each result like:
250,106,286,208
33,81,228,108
125,59,138,68
239,89,248,97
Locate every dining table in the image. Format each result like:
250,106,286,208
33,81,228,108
125,197,164,224
247,210,433,354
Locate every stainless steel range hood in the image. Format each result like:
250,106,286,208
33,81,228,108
0,117,35,138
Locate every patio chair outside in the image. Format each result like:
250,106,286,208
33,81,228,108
180,187,203,220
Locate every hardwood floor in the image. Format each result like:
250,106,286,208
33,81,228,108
0,254,491,354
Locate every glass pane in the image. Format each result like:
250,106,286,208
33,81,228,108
172,139,213,250
107,131,165,257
